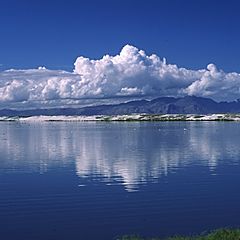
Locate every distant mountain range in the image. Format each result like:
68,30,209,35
1,96,240,116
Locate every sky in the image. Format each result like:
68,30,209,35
1,0,240,108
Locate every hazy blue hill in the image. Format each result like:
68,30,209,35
167,96,221,114
1,96,240,116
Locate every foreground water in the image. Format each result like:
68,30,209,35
0,122,240,240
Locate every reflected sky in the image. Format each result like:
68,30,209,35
1,121,240,192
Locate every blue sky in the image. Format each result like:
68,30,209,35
1,0,240,108
1,0,240,71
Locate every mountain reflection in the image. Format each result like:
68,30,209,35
0,122,240,191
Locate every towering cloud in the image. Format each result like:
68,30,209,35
0,44,240,108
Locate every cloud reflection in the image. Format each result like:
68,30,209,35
0,122,240,191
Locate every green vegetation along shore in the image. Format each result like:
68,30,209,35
119,229,240,240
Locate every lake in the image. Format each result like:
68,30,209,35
0,121,240,239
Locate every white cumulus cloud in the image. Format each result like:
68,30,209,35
1,44,240,108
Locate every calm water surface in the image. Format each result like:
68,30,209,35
0,121,240,239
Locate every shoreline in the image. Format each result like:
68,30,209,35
1,113,240,122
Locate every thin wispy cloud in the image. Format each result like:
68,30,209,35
1,45,240,108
